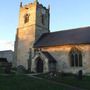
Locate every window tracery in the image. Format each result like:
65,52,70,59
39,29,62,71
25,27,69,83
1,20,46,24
70,47,82,67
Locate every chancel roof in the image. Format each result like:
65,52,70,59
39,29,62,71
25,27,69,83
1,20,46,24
34,27,90,48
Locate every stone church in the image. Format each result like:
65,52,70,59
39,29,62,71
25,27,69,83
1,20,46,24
14,0,90,74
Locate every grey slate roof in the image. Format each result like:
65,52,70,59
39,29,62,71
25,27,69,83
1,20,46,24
34,27,90,48
42,52,56,63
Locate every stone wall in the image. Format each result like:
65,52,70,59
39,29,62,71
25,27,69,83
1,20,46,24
0,50,14,63
15,2,37,69
14,1,49,69
40,44,90,74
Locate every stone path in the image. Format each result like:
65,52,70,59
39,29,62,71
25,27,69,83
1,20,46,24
27,74,88,90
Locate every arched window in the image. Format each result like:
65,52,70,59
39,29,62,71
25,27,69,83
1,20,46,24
41,14,45,25
70,47,82,67
24,14,29,23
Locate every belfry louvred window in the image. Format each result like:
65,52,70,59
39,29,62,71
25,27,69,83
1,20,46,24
24,14,29,23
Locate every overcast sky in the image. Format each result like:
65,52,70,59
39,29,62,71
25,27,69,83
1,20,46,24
0,0,90,51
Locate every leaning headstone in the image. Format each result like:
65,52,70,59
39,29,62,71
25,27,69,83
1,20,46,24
78,70,83,80
17,65,26,74
61,71,64,79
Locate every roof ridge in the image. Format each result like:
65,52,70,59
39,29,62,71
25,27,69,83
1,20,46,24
50,26,90,34
0,50,13,52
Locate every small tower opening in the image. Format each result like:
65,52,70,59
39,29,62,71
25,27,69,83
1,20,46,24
24,14,29,23
42,14,45,25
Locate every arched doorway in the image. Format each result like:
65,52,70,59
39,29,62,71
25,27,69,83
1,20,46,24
36,57,43,73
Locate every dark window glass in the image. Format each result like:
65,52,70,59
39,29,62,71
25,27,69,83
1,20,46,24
70,54,74,66
42,14,45,25
70,48,82,67
75,54,78,66
79,53,82,66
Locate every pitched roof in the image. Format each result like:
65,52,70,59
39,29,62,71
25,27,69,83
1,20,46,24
34,27,90,48
42,52,56,63
0,50,13,52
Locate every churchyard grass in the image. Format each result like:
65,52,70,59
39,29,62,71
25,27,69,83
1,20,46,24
35,73,90,90
0,74,73,90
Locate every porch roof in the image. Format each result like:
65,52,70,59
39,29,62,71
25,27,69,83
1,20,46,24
42,52,56,63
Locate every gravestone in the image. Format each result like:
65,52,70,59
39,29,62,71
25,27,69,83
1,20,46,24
17,65,26,74
5,63,12,74
78,70,83,80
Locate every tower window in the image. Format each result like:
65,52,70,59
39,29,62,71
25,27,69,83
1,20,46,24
42,14,45,25
24,14,29,23
70,47,82,67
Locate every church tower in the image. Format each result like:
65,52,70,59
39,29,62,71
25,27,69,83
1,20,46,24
14,0,50,69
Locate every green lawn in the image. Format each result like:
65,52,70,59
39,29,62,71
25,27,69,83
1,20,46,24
0,74,74,90
36,73,90,90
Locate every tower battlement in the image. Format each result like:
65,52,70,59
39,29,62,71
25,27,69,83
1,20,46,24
20,1,49,10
